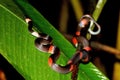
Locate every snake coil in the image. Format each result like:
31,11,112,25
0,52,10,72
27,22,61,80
25,14,100,74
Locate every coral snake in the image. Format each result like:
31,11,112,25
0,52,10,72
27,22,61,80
25,14,101,79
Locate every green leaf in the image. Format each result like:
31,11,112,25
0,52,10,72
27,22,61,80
0,0,109,80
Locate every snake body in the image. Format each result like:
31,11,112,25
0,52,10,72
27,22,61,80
25,15,100,74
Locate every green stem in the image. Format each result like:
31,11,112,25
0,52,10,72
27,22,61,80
92,0,107,20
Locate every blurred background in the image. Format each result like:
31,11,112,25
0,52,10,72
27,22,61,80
0,0,119,80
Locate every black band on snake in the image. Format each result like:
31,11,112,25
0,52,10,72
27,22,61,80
25,14,101,74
